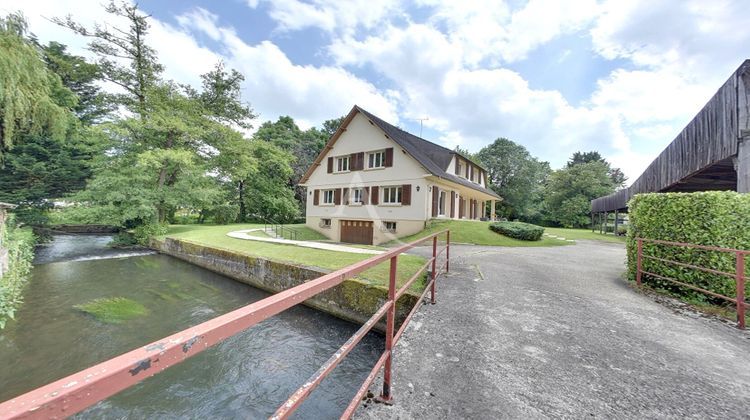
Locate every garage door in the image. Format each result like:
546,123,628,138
340,220,373,245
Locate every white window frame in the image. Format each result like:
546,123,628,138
383,221,397,233
367,150,386,169
320,218,332,228
336,156,350,173
351,188,363,205
438,190,446,216
382,186,402,205
322,189,335,205
457,161,464,178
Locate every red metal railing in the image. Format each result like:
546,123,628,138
0,230,450,420
636,238,748,329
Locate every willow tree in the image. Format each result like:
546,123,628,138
0,13,74,159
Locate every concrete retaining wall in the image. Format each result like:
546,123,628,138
150,238,419,331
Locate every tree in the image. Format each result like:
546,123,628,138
567,150,627,189
40,42,111,125
54,1,163,118
543,160,615,228
476,138,550,222
241,141,299,223
321,116,345,138
0,13,74,159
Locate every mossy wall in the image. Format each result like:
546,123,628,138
150,238,419,331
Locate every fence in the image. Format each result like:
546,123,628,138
636,238,748,329
0,230,450,419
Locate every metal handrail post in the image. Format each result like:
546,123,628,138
431,236,437,304
446,230,450,272
636,239,643,286
379,256,398,403
737,252,746,330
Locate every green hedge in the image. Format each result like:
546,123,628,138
627,192,750,304
0,217,36,329
489,221,544,241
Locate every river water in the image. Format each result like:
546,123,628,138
0,234,383,418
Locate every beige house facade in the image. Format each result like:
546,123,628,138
299,106,501,245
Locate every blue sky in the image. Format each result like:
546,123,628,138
4,0,750,183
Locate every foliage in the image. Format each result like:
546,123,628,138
133,223,168,246
543,160,615,228
567,150,627,189
73,297,148,323
476,138,551,222
241,141,299,223
0,13,75,159
395,219,567,247
108,232,138,248
626,192,750,303
208,203,239,225
489,221,544,241
0,216,35,329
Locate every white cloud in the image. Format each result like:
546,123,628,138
248,0,403,36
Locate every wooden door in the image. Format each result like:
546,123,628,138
340,220,373,245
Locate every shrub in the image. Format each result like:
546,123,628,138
132,223,169,246
0,216,36,329
489,221,544,241
209,203,239,225
627,192,750,303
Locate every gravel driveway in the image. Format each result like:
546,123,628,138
354,241,750,419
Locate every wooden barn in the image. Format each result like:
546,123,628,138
591,59,750,232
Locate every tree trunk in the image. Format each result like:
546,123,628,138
237,180,246,222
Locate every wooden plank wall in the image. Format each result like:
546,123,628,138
592,60,749,213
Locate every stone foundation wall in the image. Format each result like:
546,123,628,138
150,238,419,331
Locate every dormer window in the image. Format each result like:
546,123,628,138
336,156,350,172
457,161,465,178
368,150,386,169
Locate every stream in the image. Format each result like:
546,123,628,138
0,234,383,418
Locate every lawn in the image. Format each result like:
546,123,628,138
160,224,428,292
394,219,571,247
544,227,626,243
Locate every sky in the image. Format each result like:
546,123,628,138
2,0,749,184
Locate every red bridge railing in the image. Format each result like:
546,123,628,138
0,230,450,419
636,238,748,329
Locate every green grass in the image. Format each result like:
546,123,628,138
74,297,148,323
161,224,427,292
394,220,570,247
543,227,626,243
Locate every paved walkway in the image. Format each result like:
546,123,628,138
225,229,383,255
355,241,750,419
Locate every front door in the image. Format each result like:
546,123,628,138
340,220,374,245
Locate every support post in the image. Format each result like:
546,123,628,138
591,212,595,232
431,236,437,304
736,252,746,330
614,210,619,236
490,200,496,221
739,138,750,193
636,239,643,286
379,256,398,403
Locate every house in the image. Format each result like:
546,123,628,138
299,105,501,245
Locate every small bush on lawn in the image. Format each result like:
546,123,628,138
489,221,544,241
627,192,750,304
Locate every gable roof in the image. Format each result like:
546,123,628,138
300,105,501,199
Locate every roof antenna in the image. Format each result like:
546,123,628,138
412,117,429,137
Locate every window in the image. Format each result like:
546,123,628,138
322,190,335,204
351,188,363,204
368,150,386,169
382,186,402,204
320,218,331,228
438,191,446,215
457,161,464,177
383,221,397,233
336,156,350,172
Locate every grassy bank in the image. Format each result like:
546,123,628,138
394,219,570,247
0,224,36,329
161,224,428,292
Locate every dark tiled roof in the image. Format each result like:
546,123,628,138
355,106,501,199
